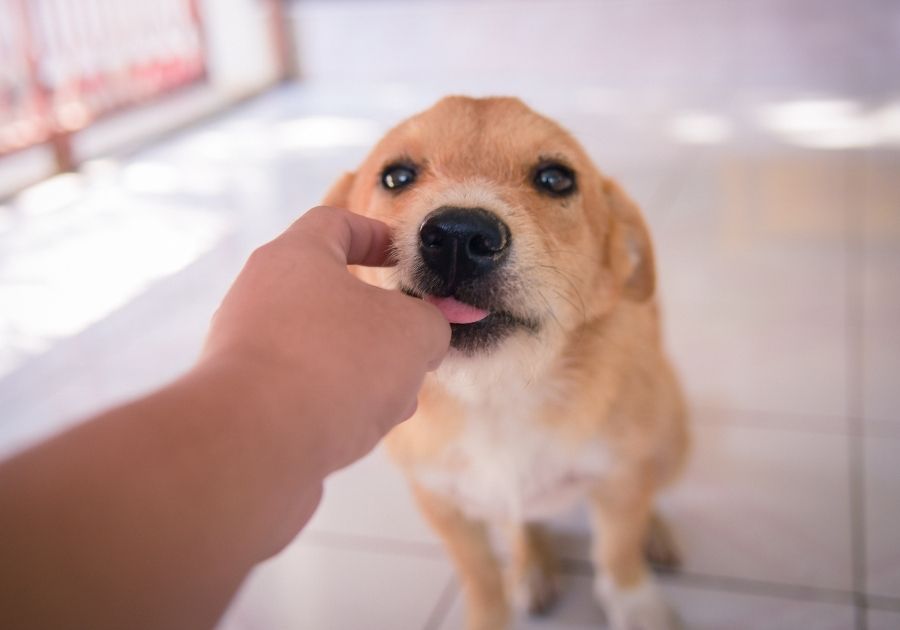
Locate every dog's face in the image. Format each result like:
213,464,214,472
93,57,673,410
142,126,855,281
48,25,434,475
326,96,655,358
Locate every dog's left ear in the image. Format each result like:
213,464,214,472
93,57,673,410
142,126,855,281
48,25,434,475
322,171,356,208
603,177,656,302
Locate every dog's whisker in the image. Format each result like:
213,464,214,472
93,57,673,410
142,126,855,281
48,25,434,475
516,263,589,327
549,286,587,327
384,267,404,288
533,263,589,324
533,286,565,334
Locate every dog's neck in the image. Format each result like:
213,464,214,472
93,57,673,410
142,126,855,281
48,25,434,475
433,328,566,408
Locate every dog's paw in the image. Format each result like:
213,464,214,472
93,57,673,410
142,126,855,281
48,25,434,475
596,575,681,630
644,513,682,571
510,563,560,615
465,604,512,630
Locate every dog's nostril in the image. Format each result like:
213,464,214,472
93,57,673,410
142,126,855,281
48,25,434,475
418,207,511,286
469,233,504,257
420,225,445,249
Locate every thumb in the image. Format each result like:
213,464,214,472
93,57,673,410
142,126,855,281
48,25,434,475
284,206,394,267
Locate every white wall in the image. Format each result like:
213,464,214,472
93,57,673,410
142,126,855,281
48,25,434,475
202,0,280,94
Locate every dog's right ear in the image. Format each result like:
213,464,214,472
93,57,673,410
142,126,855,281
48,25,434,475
322,171,356,208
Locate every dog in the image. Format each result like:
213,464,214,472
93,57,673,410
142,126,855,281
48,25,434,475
323,96,689,630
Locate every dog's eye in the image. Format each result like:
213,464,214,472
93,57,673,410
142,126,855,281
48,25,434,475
534,164,576,196
381,164,417,191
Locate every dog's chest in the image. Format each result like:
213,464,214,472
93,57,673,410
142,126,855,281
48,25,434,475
414,382,611,522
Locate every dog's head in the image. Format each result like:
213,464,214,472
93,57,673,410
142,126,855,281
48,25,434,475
325,96,655,361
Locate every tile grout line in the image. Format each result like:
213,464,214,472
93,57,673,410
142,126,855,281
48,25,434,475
421,577,459,630
846,150,868,630
686,404,858,437
560,557,858,606
301,527,900,611
866,594,900,613
300,530,446,559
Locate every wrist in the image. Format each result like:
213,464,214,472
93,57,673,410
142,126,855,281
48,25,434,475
183,351,331,499
173,354,329,554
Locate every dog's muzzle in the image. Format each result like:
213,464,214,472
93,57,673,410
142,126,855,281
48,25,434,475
407,206,538,354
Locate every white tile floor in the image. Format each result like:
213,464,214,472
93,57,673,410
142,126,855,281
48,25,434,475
437,574,858,630
2,0,900,628
222,541,453,630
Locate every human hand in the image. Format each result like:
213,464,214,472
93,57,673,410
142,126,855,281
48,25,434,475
199,206,450,476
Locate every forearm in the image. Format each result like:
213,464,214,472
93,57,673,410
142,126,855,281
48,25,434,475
0,359,323,630
0,206,449,629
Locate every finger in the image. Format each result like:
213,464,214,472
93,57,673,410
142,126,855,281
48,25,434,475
401,398,418,422
287,206,393,267
404,295,451,370
377,395,418,437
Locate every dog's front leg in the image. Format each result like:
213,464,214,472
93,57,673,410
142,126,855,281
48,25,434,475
507,523,559,615
411,482,510,630
588,476,680,630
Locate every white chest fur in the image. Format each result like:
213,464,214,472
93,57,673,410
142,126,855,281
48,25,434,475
414,358,612,523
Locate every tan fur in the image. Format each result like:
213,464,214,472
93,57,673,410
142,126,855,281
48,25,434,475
508,523,559,615
324,96,689,630
413,483,510,630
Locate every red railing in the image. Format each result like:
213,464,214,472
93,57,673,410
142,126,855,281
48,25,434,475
0,0,206,165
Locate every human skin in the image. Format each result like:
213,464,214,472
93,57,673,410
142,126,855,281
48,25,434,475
0,206,450,630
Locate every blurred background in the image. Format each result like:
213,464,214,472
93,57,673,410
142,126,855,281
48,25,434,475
0,0,898,628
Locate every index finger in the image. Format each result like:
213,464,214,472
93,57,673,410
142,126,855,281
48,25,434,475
405,295,452,371
286,206,393,267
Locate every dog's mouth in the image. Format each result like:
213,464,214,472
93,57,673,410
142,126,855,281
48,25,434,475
401,286,539,354
422,295,490,324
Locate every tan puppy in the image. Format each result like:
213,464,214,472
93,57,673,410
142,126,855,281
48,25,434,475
324,96,689,630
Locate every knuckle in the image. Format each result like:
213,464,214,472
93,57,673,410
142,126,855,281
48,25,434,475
305,205,344,224
300,206,351,248
246,243,274,264
305,205,329,219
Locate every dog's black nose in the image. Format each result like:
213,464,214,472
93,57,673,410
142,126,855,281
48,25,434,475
419,207,511,289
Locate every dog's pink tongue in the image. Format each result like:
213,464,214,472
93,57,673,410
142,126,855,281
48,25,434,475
424,295,489,324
